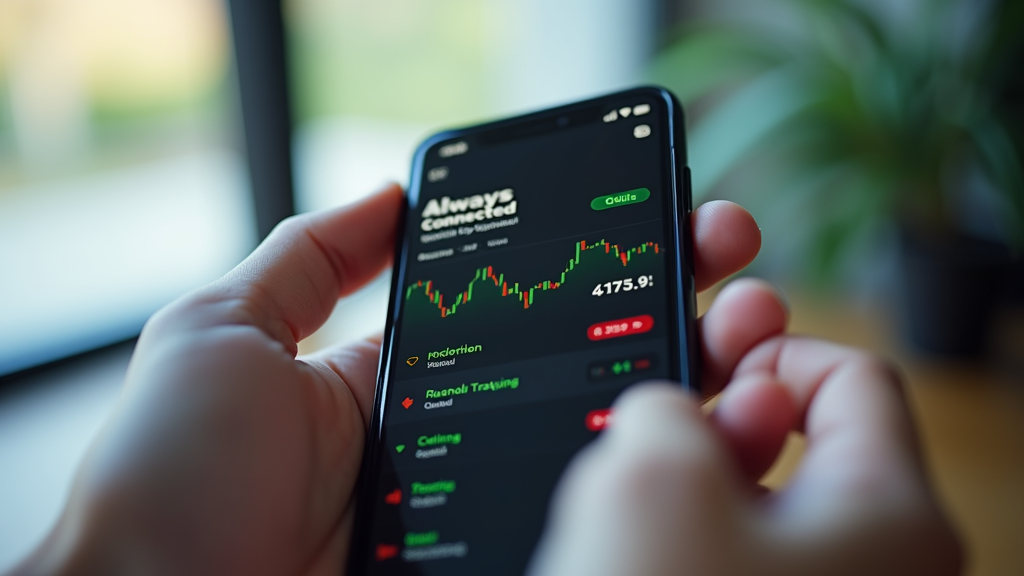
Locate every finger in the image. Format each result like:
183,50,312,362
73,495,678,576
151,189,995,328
604,383,728,467
734,336,930,507
710,372,797,483
692,201,761,292
734,336,963,573
530,384,742,576
699,278,788,396
182,184,404,350
301,334,384,425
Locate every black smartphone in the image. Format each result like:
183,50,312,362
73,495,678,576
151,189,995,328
347,86,698,576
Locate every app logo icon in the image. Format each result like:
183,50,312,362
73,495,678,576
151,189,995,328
402,397,414,409
375,544,399,561
384,489,402,505
395,444,406,453
406,356,419,366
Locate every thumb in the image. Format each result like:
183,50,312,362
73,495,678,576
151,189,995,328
529,383,748,576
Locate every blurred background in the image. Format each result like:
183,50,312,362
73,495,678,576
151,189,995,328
0,0,1020,573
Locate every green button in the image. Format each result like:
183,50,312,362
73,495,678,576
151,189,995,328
591,188,650,211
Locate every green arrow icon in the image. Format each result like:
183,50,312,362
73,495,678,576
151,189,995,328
395,444,405,453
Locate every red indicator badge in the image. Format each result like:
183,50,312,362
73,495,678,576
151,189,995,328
401,397,414,409
384,489,402,505
376,544,399,561
587,314,654,341
585,408,614,431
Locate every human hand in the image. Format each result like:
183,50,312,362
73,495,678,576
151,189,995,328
9,185,766,576
529,282,964,576
13,186,406,576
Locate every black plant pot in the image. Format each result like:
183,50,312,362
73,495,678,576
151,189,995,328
897,229,1011,357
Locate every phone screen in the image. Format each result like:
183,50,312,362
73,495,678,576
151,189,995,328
350,88,696,576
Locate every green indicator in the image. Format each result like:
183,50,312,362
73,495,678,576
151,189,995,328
591,187,650,211
405,531,439,547
412,480,456,495
611,360,633,375
395,444,405,453
418,432,462,447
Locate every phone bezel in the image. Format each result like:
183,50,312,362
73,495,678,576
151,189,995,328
346,85,698,575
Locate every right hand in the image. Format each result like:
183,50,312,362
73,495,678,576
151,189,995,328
530,279,964,576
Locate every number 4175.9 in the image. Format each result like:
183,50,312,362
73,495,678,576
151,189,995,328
592,275,654,297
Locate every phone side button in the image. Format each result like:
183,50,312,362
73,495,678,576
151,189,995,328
684,165,693,212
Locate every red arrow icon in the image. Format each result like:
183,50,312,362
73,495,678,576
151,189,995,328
376,543,399,560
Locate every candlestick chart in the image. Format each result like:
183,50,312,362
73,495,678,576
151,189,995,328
404,238,661,319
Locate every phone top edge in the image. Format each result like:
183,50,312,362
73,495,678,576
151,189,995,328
409,86,684,203
419,85,678,145
405,85,679,208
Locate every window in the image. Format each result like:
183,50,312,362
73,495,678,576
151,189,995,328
0,0,254,374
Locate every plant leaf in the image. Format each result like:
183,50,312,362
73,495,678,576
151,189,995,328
647,27,783,104
689,66,815,200
967,114,1024,249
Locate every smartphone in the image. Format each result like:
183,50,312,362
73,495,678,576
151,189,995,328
347,86,698,576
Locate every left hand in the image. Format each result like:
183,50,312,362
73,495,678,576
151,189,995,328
9,184,762,576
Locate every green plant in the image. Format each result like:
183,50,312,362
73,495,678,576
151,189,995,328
651,0,1024,280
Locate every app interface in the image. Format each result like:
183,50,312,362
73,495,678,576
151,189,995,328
363,98,679,575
